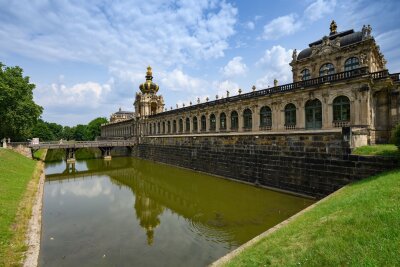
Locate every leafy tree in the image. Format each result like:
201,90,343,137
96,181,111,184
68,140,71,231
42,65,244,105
73,124,88,141
86,117,108,140
31,119,55,141
47,122,63,139
0,62,42,141
62,126,75,141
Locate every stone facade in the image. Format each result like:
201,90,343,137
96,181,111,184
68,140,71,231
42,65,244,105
101,22,400,145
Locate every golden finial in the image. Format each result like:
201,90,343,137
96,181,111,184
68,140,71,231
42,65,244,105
330,20,337,35
146,66,152,76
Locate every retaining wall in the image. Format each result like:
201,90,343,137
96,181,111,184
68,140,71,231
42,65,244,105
135,131,399,198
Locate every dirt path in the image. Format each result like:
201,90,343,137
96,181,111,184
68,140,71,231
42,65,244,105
23,163,45,267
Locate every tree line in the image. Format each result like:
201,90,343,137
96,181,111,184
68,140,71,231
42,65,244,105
0,62,108,142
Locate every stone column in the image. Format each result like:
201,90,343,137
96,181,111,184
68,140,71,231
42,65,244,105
253,105,259,132
215,113,220,132
226,110,231,131
238,108,243,132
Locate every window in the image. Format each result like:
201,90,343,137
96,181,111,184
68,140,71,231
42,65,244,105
149,124,152,135
157,122,160,134
231,111,238,130
344,57,359,71
167,121,171,133
210,114,216,131
333,96,350,121
305,99,322,129
162,122,165,134
285,103,296,126
185,118,190,132
220,113,226,130
260,106,272,127
243,109,252,129
319,63,335,76
193,116,198,132
301,69,311,81
201,115,206,131
179,119,183,132
173,120,177,133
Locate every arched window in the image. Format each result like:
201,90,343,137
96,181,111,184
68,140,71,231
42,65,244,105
167,121,171,133
157,122,160,134
179,119,183,133
193,116,198,132
285,103,296,127
220,113,227,130
153,123,156,134
201,115,206,131
333,96,350,121
173,120,177,133
301,69,311,81
162,122,165,134
305,99,322,129
185,118,190,132
344,57,359,71
243,108,252,130
231,111,238,130
260,106,272,128
149,124,152,135
319,63,335,76
210,114,216,131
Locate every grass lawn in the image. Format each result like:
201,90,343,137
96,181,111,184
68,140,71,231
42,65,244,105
353,144,400,157
222,169,400,266
0,148,41,266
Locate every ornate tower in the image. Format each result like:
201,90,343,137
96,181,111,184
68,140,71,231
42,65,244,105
134,66,165,117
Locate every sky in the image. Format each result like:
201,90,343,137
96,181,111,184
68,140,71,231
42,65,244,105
1,0,399,126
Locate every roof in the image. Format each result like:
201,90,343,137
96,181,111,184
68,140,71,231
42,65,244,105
297,29,364,60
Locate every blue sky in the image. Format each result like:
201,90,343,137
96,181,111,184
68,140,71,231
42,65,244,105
1,0,399,126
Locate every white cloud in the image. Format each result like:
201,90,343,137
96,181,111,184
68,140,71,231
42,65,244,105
35,81,112,109
160,69,208,94
256,46,293,88
0,0,237,72
212,80,240,97
220,57,248,78
304,0,337,22
262,14,302,40
245,21,255,30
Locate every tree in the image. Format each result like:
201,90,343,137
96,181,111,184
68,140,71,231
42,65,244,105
86,117,108,140
73,124,88,141
31,119,55,141
0,62,42,141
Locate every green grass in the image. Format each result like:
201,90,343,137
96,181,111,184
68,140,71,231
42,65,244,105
0,148,41,266
223,169,400,266
32,149,46,161
353,144,400,157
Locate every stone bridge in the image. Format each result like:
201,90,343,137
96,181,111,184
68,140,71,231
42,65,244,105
28,140,137,163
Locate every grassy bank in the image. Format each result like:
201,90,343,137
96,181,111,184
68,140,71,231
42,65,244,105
222,169,400,266
0,149,42,266
353,144,400,157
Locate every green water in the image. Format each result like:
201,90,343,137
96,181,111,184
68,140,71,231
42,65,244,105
39,157,314,267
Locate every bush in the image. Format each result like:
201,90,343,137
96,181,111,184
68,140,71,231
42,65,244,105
390,124,400,149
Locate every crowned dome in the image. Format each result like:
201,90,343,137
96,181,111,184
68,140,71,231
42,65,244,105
139,66,159,94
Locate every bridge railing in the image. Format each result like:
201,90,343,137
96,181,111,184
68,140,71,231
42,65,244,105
28,140,137,149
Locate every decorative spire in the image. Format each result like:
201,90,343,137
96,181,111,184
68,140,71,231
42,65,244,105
146,66,153,80
330,20,337,35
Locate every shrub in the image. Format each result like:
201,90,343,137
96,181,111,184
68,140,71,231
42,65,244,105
390,124,400,149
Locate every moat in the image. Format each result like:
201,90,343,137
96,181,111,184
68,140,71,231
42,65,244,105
39,157,314,266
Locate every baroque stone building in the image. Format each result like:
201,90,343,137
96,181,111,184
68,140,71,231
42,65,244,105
101,22,400,145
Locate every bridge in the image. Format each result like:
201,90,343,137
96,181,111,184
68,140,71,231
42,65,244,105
28,140,137,163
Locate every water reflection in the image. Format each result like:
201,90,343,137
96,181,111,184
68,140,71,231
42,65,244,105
40,157,314,266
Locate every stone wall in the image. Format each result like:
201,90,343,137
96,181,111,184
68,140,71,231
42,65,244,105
134,131,399,198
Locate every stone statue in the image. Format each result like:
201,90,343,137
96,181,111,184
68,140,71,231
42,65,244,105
292,49,297,61
216,95,219,99
252,85,256,92
190,101,192,106
274,79,278,87
183,103,185,107
330,20,337,35
360,53,367,66
176,104,178,109
206,97,209,102
238,88,242,95
197,97,200,104
362,24,372,38
226,90,230,97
